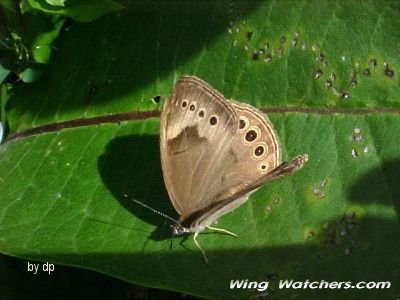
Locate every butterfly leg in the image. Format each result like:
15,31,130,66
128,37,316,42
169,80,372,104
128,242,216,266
193,232,208,264
206,226,238,237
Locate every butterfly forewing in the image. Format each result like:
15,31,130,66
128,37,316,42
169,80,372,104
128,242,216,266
160,76,239,219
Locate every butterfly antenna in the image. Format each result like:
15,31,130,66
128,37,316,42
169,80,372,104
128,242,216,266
123,195,178,224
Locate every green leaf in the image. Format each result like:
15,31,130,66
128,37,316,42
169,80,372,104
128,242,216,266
45,0,65,7
0,2,31,72
1,1,400,299
24,14,65,65
0,1,64,82
28,0,124,22
0,66,10,83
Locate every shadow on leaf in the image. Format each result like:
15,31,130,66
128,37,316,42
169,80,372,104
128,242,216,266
98,134,176,241
349,158,400,220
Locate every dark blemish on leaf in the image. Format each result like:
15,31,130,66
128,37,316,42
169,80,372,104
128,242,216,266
252,52,259,60
362,68,371,76
264,55,272,63
341,92,350,100
273,197,280,204
325,227,341,247
349,70,357,87
275,47,283,56
312,178,328,198
317,52,325,62
351,148,359,159
257,48,265,55
311,44,320,52
246,31,253,41
332,87,349,100
384,62,395,78
313,69,323,79
320,178,328,188
152,95,161,104
352,132,363,143
332,87,340,97
313,187,325,198
324,80,332,89
350,79,358,88
307,231,315,240
351,128,363,142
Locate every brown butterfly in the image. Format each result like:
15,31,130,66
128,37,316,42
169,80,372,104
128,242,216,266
152,76,308,262
151,76,308,263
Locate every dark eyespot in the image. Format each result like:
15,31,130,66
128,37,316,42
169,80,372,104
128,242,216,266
199,110,205,117
245,129,257,142
181,100,188,108
239,119,246,129
210,116,218,126
189,104,196,111
260,163,269,173
254,145,265,156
